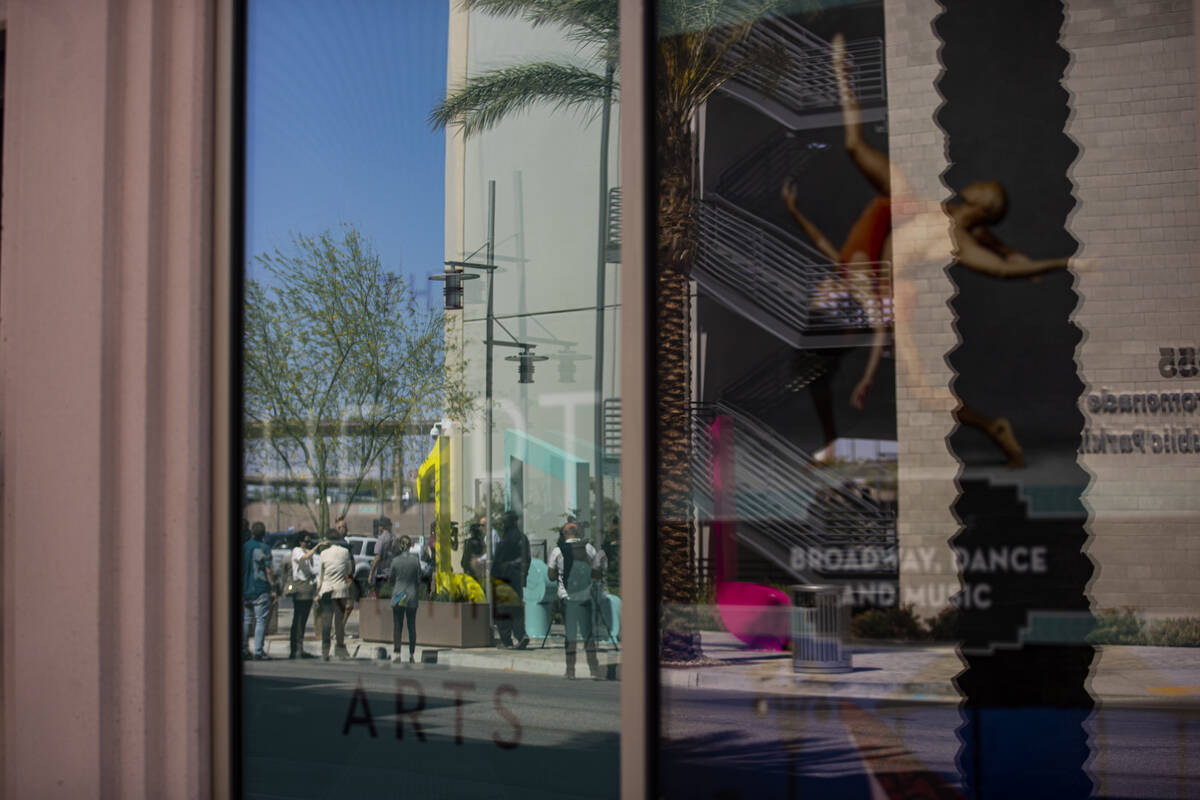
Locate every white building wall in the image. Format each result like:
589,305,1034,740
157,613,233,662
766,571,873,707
444,8,622,548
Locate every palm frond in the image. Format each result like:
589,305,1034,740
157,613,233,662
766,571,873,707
430,62,615,136
658,0,783,111
463,0,616,37
464,0,616,55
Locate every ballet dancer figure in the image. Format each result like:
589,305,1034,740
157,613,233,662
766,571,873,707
781,34,1071,468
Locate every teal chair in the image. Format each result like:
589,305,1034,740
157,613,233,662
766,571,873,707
524,559,555,638
600,593,620,644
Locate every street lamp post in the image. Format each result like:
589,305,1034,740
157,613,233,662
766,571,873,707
432,179,545,643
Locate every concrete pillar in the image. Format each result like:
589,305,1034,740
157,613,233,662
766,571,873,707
1,1,217,797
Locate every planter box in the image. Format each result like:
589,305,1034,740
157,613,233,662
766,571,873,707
358,598,491,648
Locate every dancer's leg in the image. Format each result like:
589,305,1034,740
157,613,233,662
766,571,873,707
809,369,838,463
955,404,1025,468
833,33,890,197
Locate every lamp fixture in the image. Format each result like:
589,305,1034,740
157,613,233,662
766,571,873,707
427,266,478,310
505,345,549,384
554,347,591,384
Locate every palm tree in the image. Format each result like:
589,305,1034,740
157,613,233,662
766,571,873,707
431,0,779,663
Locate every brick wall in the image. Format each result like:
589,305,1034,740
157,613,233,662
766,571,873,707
888,0,1200,616
1065,0,1200,615
885,0,962,617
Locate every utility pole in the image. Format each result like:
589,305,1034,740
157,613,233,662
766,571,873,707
484,179,496,632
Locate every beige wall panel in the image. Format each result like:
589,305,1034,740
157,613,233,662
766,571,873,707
1,1,215,796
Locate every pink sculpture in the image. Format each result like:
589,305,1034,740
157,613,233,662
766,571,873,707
711,415,791,650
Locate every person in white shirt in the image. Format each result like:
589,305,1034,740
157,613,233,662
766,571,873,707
287,531,321,659
315,528,355,661
547,522,607,679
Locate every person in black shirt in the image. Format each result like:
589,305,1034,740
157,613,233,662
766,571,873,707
493,511,530,649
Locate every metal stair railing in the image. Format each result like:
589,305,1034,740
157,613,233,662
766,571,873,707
690,402,896,567
697,196,829,335
696,196,892,345
715,132,827,211
719,349,831,415
605,187,621,263
722,16,885,115
602,397,621,463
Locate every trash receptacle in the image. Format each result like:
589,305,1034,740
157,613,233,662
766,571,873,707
791,584,851,673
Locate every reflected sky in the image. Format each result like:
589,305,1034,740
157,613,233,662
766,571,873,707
246,0,448,305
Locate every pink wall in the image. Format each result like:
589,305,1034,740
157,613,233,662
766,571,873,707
1,1,216,796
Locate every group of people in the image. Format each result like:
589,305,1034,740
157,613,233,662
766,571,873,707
242,515,364,661
242,508,611,679
461,510,610,677
461,511,535,651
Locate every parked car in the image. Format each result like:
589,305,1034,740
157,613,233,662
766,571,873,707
345,535,378,594
265,532,299,591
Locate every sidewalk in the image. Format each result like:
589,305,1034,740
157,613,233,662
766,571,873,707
660,632,1200,706
260,609,1200,705
260,607,620,679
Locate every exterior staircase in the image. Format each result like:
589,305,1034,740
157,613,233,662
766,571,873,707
690,402,897,601
718,12,886,131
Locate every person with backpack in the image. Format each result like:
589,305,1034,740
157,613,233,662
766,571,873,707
547,522,607,679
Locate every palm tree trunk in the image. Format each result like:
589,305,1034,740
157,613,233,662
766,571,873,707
657,103,703,663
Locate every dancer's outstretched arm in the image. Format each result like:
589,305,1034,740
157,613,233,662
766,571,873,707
782,178,841,263
953,226,1069,277
832,33,890,197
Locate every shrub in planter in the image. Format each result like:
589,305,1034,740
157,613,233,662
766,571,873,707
851,605,927,640
1086,608,1146,645
926,606,960,642
1146,617,1200,647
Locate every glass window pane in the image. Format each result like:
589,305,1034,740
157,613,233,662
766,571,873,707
239,2,621,796
653,1,1200,798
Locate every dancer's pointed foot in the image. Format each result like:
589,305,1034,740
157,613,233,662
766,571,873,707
988,417,1025,468
813,445,834,466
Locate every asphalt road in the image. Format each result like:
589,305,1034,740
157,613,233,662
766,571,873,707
242,659,620,800
661,687,1200,800
242,659,1200,800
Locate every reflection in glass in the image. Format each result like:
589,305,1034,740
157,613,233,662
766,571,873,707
657,1,1200,799
240,2,620,797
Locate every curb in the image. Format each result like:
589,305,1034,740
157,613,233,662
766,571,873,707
659,667,960,702
437,650,622,680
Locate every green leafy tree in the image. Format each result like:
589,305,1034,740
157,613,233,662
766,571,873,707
245,224,469,534
431,0,778,662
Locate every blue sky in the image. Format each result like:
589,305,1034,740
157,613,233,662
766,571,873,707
246,0,449,307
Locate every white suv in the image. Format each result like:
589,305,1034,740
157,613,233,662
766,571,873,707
344,535,378,588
